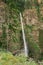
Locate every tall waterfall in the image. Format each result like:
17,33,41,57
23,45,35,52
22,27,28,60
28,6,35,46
20,13,28,57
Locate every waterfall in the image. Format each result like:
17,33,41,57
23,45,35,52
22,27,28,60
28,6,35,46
20,12,28,57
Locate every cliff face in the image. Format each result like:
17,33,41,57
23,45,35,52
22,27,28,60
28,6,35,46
0,1,5,41
23,8,43,40
0,0,43,58
0,1,5,22
23,5,43,54
0,1,21,52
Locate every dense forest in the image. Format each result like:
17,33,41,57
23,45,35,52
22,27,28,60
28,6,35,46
0,0,43,65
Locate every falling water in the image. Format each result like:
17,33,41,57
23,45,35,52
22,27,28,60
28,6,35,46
20,12,28,57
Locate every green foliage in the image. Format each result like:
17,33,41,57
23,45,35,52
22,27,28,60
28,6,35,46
39,29,43,58
0,24,7,49
5,0,25,12
0,42,2,47
34,0,41,20
34,0,43,22
39,30,43,44
2,25,7,39
29,40,40,59
0,51,39,65
25,0,32,9
25,25,40,59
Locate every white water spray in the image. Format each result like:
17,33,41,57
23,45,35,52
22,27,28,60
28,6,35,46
20,12,28,57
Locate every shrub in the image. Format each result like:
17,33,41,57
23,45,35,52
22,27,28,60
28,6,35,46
0,51,38,65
